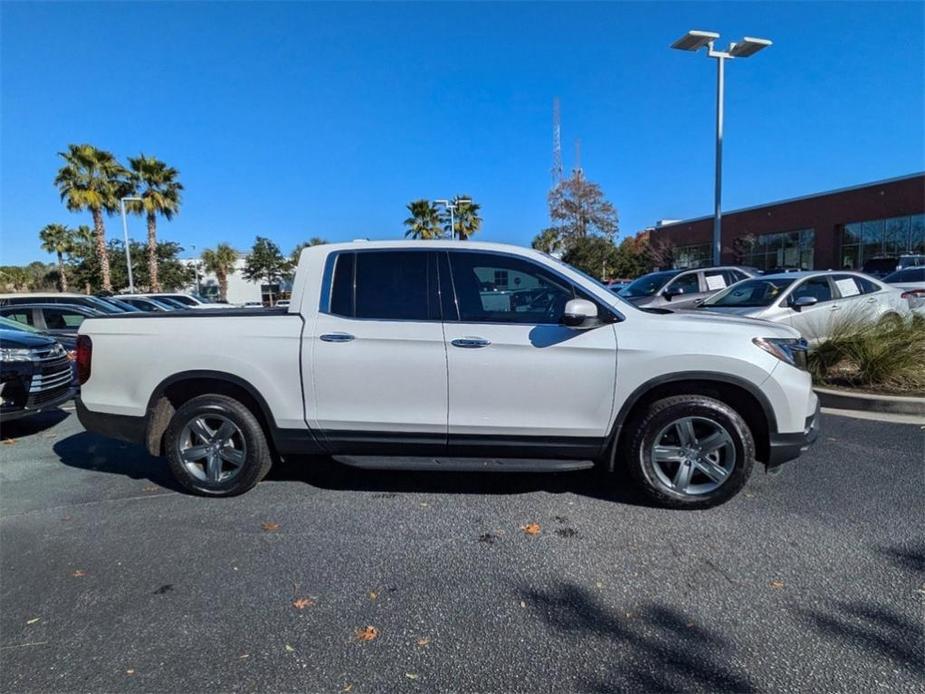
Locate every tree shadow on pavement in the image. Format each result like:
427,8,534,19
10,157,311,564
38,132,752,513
515,581,755,692
1,408,70,439
268,455,656,507
794,600,924,678
878,541,925,575
53,431,184,492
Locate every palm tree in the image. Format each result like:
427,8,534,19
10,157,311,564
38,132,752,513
532,227,563,256
54,144,129,292
38,223,74,292
127,155,183,292
403,200,442,239
444,194,482,240
200,243,238,302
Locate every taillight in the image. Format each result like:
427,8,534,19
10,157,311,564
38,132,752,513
76,335,92,385
900,289,925,299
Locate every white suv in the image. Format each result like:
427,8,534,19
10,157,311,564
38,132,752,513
75,241,819,509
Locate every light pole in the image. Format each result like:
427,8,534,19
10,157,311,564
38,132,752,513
434,198,472,240
671,30,772,266
119,196,143,293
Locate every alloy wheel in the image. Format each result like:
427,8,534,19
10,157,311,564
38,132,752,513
651,416,736,496
177,414,247,483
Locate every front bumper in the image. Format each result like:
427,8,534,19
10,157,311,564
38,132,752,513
766,399,821,468
0,385,75,422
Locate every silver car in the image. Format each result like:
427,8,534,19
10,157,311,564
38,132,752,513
619,266,758,309
698,271,911,344
884,267,925,316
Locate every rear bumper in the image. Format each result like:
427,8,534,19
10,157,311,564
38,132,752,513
766,400,821,468
76,398,147,445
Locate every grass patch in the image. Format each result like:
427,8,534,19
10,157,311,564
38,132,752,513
808,315,925,394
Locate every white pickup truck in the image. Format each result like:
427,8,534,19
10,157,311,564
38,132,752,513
76,240,819,508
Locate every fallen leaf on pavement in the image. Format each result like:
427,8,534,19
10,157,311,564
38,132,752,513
521,523,541,536
239,654,249,659
341,684,353,693
356,626,379,641
368,591,378,601
142,486,159,493
2,439,16,445
126,669,135,675
292,597,316,609
520,601,526,608
416,637,430,647
769,580,785,589
261,522,281,532
284,644,295,652
71,570,86,577
26,618,40,625
405,673,419,680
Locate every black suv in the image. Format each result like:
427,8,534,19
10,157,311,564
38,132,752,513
0,328,74,422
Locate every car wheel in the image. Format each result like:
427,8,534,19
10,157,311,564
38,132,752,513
626,395,755,509
164,394,273,497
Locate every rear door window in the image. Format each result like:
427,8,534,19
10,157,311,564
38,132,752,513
328,251,438,321
42,308,87,329
2,310,34,326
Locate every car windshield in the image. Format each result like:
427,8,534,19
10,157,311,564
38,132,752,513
885,268,925,282
161,294,198,306
619,271,680,298
0,316,40,333
82,296,125,314
703,277,796,307
97,297,141,312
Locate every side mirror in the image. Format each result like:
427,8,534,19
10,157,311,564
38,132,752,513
792,295,818,311
662,287,684,301
561,299,598,329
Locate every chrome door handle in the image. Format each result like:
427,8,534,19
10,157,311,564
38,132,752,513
451,337,491,348
320,332,354,343
830,305,841,311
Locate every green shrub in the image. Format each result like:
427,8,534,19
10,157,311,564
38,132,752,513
808,316,925,392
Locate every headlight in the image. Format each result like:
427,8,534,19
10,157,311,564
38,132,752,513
0,348,34,362
753,337,808,370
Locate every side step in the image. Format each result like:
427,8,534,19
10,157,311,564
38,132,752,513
334,455,595,473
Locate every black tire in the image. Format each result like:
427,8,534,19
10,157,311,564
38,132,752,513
625,395,755,510
164,394,273,497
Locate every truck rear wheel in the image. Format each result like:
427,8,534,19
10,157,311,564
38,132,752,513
164,394,273,497
626,395,754,509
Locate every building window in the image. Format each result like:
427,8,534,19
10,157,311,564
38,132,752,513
673,244,712,269
840,213,925,270
740,229,815,272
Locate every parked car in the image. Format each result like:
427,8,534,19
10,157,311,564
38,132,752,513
604,279,631,293
884,267,925,315
0,303,104,352
0,292,131,315
130,292,228,309
76,240,819,509
0,328,74,422
862,254,925,278
698,271,911,343
618,266,758,309
113,295,178,312
275,299,291,308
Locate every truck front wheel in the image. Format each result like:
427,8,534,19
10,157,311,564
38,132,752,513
164,394,273,496
627,395,755,509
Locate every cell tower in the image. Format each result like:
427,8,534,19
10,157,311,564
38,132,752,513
551,97,563,184
574,137,582,178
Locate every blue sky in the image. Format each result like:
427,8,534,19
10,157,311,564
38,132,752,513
2,1,923,265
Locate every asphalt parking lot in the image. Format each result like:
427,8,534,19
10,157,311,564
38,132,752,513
1,407,922,693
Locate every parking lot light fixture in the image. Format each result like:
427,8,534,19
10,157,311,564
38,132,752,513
120,196,144,294
670,29,773,266
434,198,472,240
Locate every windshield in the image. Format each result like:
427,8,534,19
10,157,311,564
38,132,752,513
160,294,198,306
619,271,680,298
155,296,189,309
98,297,141,312
0,316,40,333
703,277,796,308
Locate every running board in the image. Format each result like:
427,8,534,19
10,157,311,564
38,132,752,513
333,455,595,472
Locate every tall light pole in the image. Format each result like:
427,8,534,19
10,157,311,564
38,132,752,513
120,196,143,293
671,30,772,266
434,198,472,240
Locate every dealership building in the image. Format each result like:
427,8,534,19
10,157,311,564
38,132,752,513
651,172,924,272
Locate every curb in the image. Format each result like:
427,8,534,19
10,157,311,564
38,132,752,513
814,386,925,416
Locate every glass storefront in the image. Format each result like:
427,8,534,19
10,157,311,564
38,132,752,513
840,214,925,269
673,244,712,269
740,228,815,271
